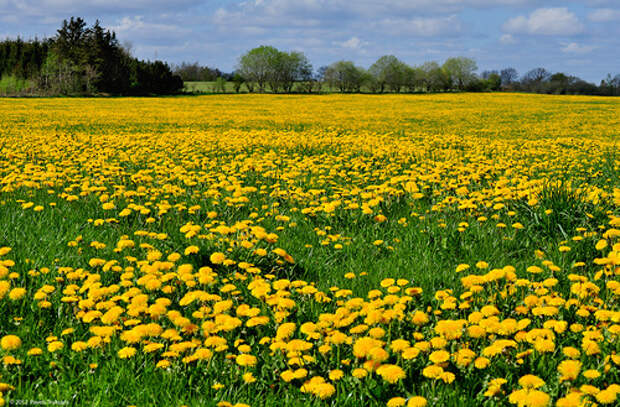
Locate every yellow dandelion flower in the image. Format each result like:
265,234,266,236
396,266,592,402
118,347,137,359
0,335,21,351
376,364,406,384
407,396,427,407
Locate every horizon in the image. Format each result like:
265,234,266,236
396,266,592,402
1,1,619,83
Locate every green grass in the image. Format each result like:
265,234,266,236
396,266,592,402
0,94,618,407
0,177,614,406
184,81,244,93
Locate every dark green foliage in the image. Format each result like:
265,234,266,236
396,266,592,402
172,62,222,82
0,37,49,79
130,59,184,95
232,73,245,93
0,17,182,95
505,68,618,96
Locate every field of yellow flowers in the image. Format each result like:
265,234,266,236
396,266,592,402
0,93,618,406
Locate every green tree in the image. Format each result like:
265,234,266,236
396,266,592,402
420,61,450,92
323,61,365,93
442,57,478,90
83,20,131,94
214,76,227,93
232,73,245,93
53,17,88,65
237,46,312,93
38,51,80,95
485,72,501,91
237,45,280,92
402,65,418,93
269,51,312,93
368,55,407,93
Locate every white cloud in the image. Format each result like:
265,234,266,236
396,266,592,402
0,0,617,82
211,0,536,28
561,42,596,54
110,16,190,45
503,8,584,36
338,36,362,49
0,0,202,16
334,36,371,51
499,33,516,44
588,8,620,22
376,15,462,37
330,0,534,15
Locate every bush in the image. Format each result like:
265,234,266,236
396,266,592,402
0,75,33,95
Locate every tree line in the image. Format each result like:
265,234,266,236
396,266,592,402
177,45,619,96
2,20,619,97
0,17,183,96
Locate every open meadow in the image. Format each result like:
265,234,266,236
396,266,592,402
0,93,618,406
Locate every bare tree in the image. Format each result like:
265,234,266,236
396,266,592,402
522,67,551,83
500,68,518,87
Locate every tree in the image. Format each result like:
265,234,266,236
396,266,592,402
521,67,551,92
313,66,328,93
237,45,280,92
83,64,99,93
522,68,550,84
480,70,498,80
368,55,407,93
232,72,245,93
323,61,365,93
485,72,502,91
269,50,312,93
419,61,449,92
48,17,133,94
0,38,49,80
1,17,182,95
567,78,599,95
38,51,80,95
129,59,183,95
442,57,478,90
214,76,227,93
54,17,88,65
172,62,201,81
295,52,313,84
236,46,313,93
401,65,418,93
547,72,570,94
173,62,222,82
84,20,131,93
598,74,620,96
365,72,381,93
294,57,316,93
500,68,518,87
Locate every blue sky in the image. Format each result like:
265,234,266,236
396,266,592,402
1,0,618,82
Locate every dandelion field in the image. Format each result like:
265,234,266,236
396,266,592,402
0,93,618,406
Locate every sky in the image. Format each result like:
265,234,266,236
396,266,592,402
1,0,619,82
